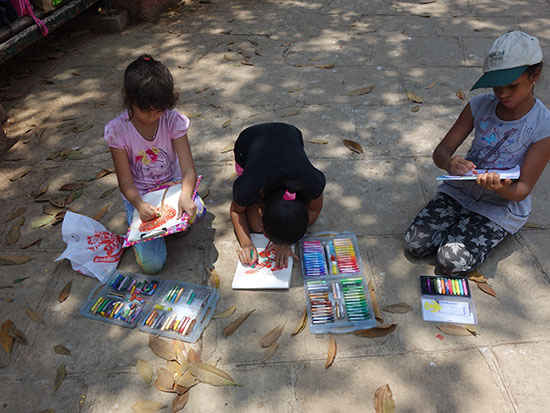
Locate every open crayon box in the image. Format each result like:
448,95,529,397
80,271,219,342
299,231,376,334
419,275,477,325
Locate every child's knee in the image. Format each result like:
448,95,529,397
404,226,436,258
133,244,167,274
436,242,476,274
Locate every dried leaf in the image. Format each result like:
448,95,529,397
94,168,114,180
425,81,437,89
9,167,32,182
279,108,301,118
64,189,82,206
382,303,412,314
32,183,49,199
172,391,190,412
66,150,89,160
354,324,397,338
456,89,466,101
220,144,234,153
368,280,384,323
57,281,72,303
92,203,111,221
149,336,177,361
53,344,71,355
374,384,396,413
6,324,27,345
43,205,64,216
174,369,198,388
406,91,424,103
347,85,375,96
260,323,285,348
131,400,166,413
411,105,420,112
291,307,307,336
342,139,364,154
315,63,335,69
0,255,32,265
478,282,496,297
468,270,487,284
49,197,66,208
307,138,329,145
99,187,117,199
189,363,239,386
154,367,175,392
4,207,26,223
437,324,477,336
207,267,220,289
262,342,279,361
31,215,56,229
20,238,42,249
25,307,44,323
13,276,29,284
223,309,255,337
222,120,231,128
213,304,237,319
325,335,336,369
6,216,24,245
54,364,66,392
1,320,15,353
59,182,85,192
241,60,255,66
523,222,547,230
187,348,201,364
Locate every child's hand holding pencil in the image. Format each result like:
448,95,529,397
237,244,258,266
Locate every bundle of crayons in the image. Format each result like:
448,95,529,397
341,278,370,321
89,296,142,323
302,237,360,277
306,280,334,324
421,276,470,296
109,273,159,296
332,238,359,274
142,307,197,335
303,240,328,277
164,285,192,304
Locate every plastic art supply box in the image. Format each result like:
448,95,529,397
299,231,376,334
81,271,219,343
420,275,477,325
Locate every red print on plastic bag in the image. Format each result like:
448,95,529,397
87,231,124,263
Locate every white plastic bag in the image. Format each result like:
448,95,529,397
56,211,125,283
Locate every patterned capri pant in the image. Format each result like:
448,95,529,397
404,192,509,275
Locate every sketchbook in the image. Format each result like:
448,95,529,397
123,177,204,248
436,165,520,181
232,233,293,290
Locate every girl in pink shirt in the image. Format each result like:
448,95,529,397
104,55,198,273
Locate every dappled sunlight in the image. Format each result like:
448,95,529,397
2,0,550,412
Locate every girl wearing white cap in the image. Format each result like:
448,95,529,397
405,31,550,275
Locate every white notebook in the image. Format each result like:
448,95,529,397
436,165,520,181
232,234,293,290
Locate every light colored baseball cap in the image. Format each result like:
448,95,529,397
471,31,543,90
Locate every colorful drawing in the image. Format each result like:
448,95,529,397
138,206,177,232
245,247,283,274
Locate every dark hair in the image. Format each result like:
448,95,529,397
123,55,177,115
262,192,309,245
526,61,544,78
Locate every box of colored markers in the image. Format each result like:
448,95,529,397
300,232,376,334
420,276,477,325
80,271,219,342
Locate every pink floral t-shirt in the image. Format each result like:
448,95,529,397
104,109,190,194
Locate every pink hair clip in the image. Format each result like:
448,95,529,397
143,57,151,61
283,190,296,201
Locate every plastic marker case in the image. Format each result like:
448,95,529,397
81,271,219,343
300,231,376,334
419,275,477,325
